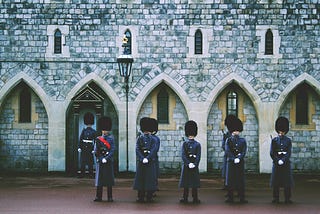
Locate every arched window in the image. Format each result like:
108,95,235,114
227,91,238,117
296,86,308,125
265,29,273,55
19,85,31,123
54,29,62,54
157,88,169,124
195,29,203,54
124,29,132,55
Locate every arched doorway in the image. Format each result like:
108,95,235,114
207,83,259,173
137,82,188,173
0,81,48,172
66,82,119,175
279,82,320,172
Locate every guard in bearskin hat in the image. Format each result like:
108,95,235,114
225,117,248,203
179,120,201,204
93,116,115,202
78,112,96,178
221,114,237,188
133,117,158,203
270,116,294,204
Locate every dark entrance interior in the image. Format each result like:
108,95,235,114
66,82,119,176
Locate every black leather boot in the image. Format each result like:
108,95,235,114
284,187,292,204
136,191,145,203
192,188,200,204
179,188,188,203
94,186,103,202
225,189,234,203
146,191,154,203
107,186,113,202
272,187,279,203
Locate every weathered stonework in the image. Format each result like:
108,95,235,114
0,91,48,172
0,1,319,173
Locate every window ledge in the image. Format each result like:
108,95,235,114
291,123,316,131
13,122,36,130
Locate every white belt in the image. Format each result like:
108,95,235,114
278,151,287,155
82,140,93,143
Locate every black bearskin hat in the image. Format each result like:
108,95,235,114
84,112,94,125
185,120,198,137
99,116,112,131
224,114,237,131
150,118,158,134
229,118,243,133
275,116,289,134
140,117,152,132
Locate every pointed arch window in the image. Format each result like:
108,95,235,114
227,91,238,117
19,85,31,123
157,88,169,124
195,29,203,54
265,29,273,55
124,29,132,55
54,29,62,54
296,86,308,125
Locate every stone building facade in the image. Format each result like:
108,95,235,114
0,0,319,174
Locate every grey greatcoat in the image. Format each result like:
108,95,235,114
221,131,231,179
270,135,294,188
94,134,115,187
153,135,160,178
179,139,201,188
133,133,158,191
225,135,247,189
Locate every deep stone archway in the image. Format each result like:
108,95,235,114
65,82,119,175
207,82,259,173
0,80,49,172
137,82,189,173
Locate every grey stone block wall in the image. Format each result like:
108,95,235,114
207,102,224,171
280,92,320,171
207,92,259,173
137,88,187,172
0,1,319,172
0,92,48,172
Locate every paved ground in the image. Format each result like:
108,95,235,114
0,173,319,214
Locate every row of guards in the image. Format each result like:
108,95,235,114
78,112,294,204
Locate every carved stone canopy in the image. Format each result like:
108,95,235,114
73,85,104,104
